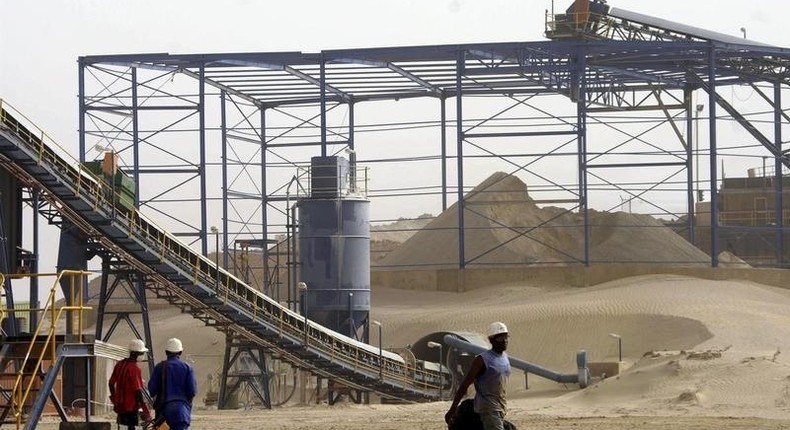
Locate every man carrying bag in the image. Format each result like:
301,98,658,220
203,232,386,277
148,338,197,430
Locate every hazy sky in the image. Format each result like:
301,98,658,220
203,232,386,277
1,0,786,149
1,0,789,282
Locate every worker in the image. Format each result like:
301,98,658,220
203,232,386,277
445,322,512,430
148,337,197,430
109,338,152,430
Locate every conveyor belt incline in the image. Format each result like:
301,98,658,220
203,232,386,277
0,101,445,403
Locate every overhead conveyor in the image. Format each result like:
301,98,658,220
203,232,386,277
0,101,447,403
546,0,772,45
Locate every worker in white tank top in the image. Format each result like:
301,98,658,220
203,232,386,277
445,322,512,430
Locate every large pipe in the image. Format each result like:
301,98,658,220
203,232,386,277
443,334,589,388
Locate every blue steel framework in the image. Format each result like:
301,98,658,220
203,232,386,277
77,39,790,273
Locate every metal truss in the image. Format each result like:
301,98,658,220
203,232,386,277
77,33,790,268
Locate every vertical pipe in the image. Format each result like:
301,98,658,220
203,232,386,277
707,48,719,267
774,82,784,264
440,95,448,211
320,57,327,157
285,196,292,309
289,204,297,310
696,105,702,202
349,101,356,191
199,64,208,256
455,50,466,269
132,67,140,206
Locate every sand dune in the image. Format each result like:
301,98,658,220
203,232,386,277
61,273,790,430
45,172,790,429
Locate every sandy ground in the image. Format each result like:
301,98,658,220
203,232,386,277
36,174,790,428
35,407,790,429
36,273,790,429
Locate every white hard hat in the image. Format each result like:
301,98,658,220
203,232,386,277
165,337,183,353
487,321,508,338
128,339,148,353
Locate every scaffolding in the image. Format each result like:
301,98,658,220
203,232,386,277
77,25,790,268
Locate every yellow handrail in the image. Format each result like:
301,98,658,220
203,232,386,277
2,270,91,429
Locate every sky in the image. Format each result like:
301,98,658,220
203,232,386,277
2,0,790,291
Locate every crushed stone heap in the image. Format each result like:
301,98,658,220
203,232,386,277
379,172,712,268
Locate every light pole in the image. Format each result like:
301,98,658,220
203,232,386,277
210,226,219,291
608,333,622,362
298,282,308,345
371,320,383,380
740,27,747,39
427,341,443,400
695,104,704,202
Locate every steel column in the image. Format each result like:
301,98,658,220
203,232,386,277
707,47,719,267
30,190,40,329
221,92,229,269
577,47,590,265
199,65,208,256
440,95,448,211
685,87,695,245
132,67,141,206
774,83,784,264
455,50,466,269
260,107,268,287
78,58,86,163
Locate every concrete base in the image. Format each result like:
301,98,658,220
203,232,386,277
588,361,621,379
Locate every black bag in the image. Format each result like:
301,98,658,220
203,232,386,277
449,399,517,430
152,361,167,413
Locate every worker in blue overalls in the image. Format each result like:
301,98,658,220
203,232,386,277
148,338,197,430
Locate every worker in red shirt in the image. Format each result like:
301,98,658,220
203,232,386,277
109,339,152,429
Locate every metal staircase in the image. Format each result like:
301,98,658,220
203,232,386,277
0,100,446,406
0,337,62,427
0,269,98,430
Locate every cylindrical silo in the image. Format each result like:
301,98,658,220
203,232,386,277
297,156,370,340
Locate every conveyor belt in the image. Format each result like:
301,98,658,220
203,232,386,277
0,100,445,403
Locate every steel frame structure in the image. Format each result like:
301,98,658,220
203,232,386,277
77,36,790,271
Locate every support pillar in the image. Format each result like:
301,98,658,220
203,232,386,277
218,335,272,409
